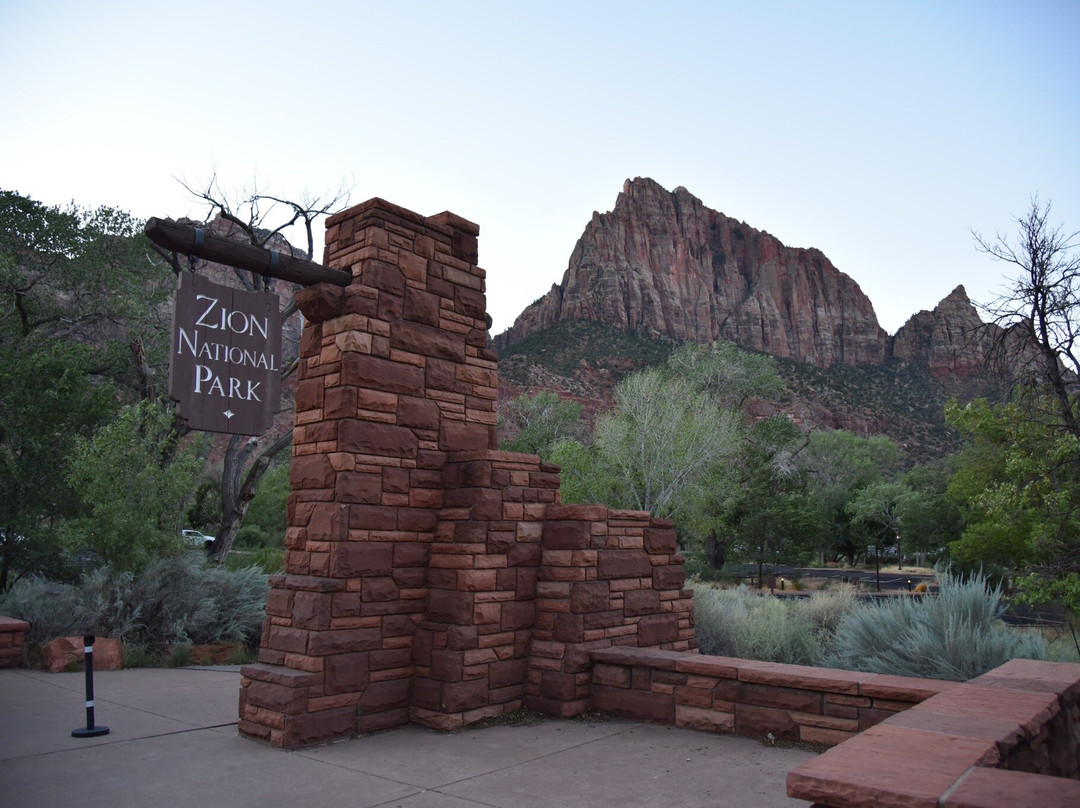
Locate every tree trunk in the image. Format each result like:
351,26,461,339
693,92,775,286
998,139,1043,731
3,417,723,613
705,529,725,570
210,429,292,561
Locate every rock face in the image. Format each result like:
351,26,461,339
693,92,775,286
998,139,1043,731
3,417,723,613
892,285,998,379
497,178,890,367
497,178,996,380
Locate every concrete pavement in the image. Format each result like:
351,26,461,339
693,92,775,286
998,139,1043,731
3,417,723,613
0,666,814,807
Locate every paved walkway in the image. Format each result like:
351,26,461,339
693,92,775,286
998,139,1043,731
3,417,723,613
0,667,813,807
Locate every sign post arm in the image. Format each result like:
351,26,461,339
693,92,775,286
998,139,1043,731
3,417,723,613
145,218,351,288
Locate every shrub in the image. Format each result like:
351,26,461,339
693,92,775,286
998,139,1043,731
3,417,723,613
0,553,268,652
823,570,1045,680
235,524,271,549
693,584,821,665
792,584,859,645
224,548,284,574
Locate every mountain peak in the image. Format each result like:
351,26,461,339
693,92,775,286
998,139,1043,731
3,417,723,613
497,178,887,367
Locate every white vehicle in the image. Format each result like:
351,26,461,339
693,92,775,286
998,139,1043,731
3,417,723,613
182,529,215,550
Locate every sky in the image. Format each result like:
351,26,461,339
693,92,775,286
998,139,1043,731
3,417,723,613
2,0,1078,336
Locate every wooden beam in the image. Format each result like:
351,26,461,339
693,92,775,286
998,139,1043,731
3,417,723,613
144,217,351,288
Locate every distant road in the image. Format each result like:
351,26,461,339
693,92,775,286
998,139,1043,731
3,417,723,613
724,564,934,592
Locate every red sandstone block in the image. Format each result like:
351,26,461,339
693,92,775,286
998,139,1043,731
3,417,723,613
597,550,652,580
799,725,855,747
676,686,714,708
292,591,333,630
858,707,896,731
331,542,393,578
624,589,661,616
592,684,673,723
944,766,1080,808
883,708,1023,751
859,673,958,702
677,704,735,734
266,626,309,655
291,455,336,489
283,705,356,749
824,703,861,720
792,711,859,732
308,627,381,656
536,581,571,598
543,520,592,550
735,703,801,742
591,647,683,670
970,658,1080,697
652,565,686,590
637,613,679,646
546,504,608,521
874,697,925,712
907,683,1060,736
826,692,872,707
308,692,362,712
245,680,309,715
544,567,587,582
737,682,824,714
676,655,740,679
458,569,498,591
738,661,866,695
786,724,998,808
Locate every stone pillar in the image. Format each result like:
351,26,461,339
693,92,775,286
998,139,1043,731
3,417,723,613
237,196,696,749
409,451,558,730
239,198,497,747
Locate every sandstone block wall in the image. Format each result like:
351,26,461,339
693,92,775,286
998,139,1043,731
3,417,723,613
238,198,693,748
587,646,953,746
0,616,28,668
582,648,1080,807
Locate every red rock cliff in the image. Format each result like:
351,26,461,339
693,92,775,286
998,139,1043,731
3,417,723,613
497,178,890,367
892,285,998,379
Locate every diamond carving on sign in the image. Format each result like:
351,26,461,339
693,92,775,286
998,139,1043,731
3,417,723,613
224,410,235,419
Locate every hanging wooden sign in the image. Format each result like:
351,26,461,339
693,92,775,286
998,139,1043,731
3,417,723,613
169,272,282,435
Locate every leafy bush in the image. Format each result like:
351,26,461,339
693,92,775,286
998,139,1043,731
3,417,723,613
823,570,1045,680
235,524,271,549
693,584,821,665
0,553,268,651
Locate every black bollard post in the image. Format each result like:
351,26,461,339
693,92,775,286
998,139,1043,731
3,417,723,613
71,634,109,738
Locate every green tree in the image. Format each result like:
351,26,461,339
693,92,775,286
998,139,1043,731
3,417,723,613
946,396,1078,569
726,416,817,580
499,391,584,459
237,461,290,548
666,339,785,409
62,401,204,572
799,429,902,564
590,368,741,516
961,198,1080,581
0,342,117,588
901,459,963,566
0,190,171,589
846,480,922,568
551,339,789,565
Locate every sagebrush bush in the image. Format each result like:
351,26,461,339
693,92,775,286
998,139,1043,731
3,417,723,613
792,584,859,644
693,584,822,665
823,570,1045,680
0,553,268,650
